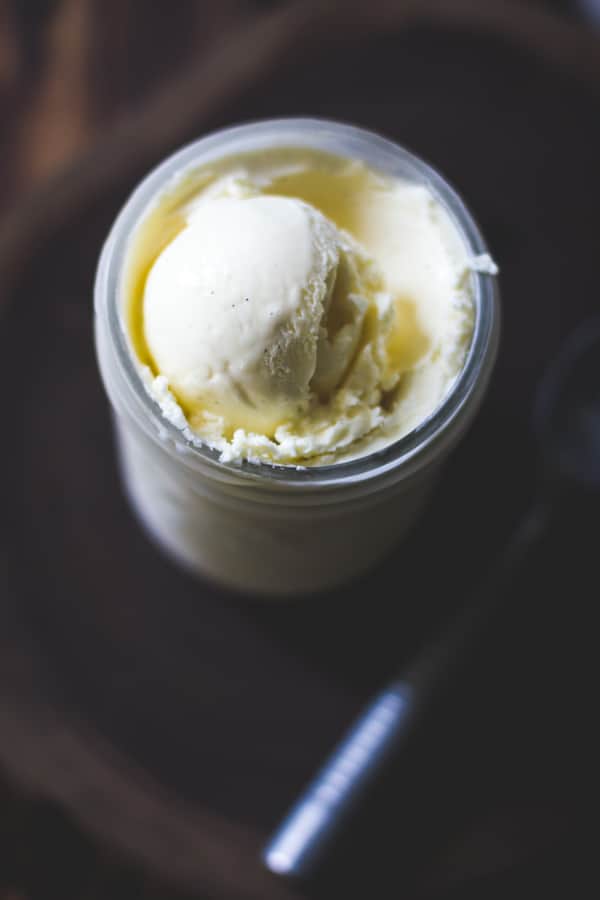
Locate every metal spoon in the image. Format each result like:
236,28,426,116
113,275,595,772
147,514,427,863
262,318,600,881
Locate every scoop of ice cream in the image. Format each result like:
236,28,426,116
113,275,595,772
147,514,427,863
143,195,374,437
128,151,481,466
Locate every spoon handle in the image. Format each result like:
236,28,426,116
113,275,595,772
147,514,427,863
262,501,551,881
263,680,414,878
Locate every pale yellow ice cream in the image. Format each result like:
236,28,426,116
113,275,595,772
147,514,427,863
143,195,380,441
124,148,491,465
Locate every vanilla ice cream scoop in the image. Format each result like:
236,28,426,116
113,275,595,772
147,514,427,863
128,148,484,466
144,195,373,437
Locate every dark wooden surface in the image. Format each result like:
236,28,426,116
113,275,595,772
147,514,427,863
1,3,599,898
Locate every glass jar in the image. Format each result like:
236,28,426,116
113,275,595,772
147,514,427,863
94,119,500,596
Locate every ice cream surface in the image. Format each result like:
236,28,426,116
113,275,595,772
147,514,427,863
124,148,492,465
143,195,376,441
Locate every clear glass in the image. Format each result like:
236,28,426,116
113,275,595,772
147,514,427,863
94,118,500,595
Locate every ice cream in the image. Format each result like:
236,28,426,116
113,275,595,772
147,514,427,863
144,195,371,438
96,121,500,593
124,147,490,466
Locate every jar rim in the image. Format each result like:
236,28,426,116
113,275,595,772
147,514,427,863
95,117,500,489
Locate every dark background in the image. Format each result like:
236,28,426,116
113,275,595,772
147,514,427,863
1,2,599,899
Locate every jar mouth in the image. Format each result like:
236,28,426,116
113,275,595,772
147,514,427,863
98,117,500,488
